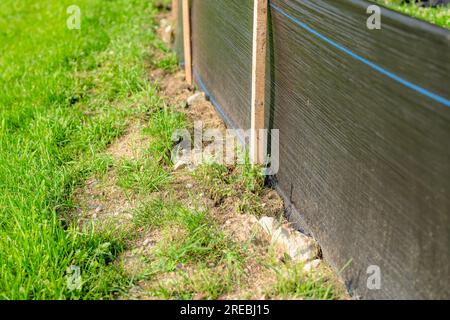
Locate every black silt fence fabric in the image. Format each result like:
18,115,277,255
179,0,450,299
174,0,184,65
191,0,254,130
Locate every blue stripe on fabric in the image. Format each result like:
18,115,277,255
270,3,450,108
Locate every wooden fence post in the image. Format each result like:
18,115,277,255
250,0,268,165
182,0,193,86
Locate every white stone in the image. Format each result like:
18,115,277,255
94,204,105,213
159,19,174,44
186,92,206,106
143,238,154,247
124,213,133,220
258,216,279,236
272,226,318,262
303,259,322,273
174,158,189,170
160,18,169,28
162,25,173,44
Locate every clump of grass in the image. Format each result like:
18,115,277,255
152,267,237,300
155,41,179,73
266,262,342,300
147,40,179,74
374,0,450,28
132,198,246,299
117,157,171,193
154,208,238,268
156,54,179,73
193,164,235,203
133,198,176,228
144,106,187,166
193,155,266,215
65,226,133,299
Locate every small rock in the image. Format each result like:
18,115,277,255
224,215,258,243
160,18,169,28
142,238,156,248
272,227,319,263
124,213,133,220
94,204,105,213
87,179,98,187
162,26,173,44
303,259,322,273
159,19,173,44
189,151,204,168
176,263,184,271
88,203,98,210
258,216,279,236
186,92,206,107
174,158,189,170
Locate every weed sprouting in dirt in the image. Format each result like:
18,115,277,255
192,156,266,215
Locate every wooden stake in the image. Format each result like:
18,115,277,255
182,0,193,86
250,0,268,165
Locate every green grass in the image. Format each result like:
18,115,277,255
374,0,450,28
266,263,340,300
153,42,179,73
0,0,163,299
132,199,247,300
116,102,186,193
135,200,241,270
133,198,177,229
117,157,171,193
143,105,187,166
193,159,266,215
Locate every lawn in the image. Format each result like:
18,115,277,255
0,0,162,299
374,0,450,28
